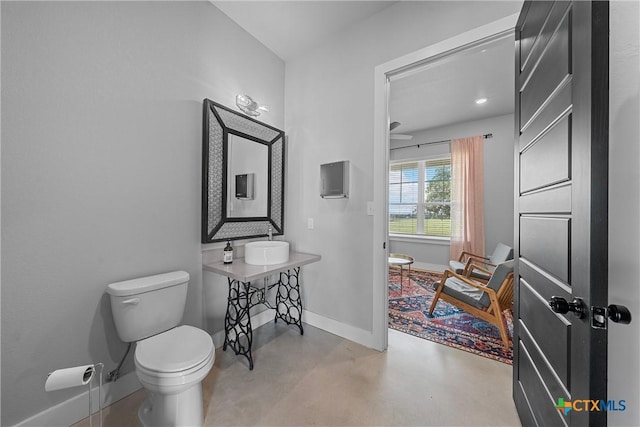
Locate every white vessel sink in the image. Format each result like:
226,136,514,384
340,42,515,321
244,241,290,265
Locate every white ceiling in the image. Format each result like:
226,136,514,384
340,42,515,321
212,1,515,135
212,1,398,61
389,35,514,135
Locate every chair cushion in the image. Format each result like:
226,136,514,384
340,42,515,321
485,260,514,293
442,260,514,310
489,243,514,264
441,277,487,309
450,260,492,281
449,260,466,274
469,268,492,281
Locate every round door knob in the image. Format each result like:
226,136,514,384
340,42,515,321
608,304,632,324
549,296,569,313
549,296,586,319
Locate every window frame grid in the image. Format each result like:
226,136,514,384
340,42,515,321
389,156,451,238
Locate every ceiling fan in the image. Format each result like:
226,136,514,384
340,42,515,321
390,121,413,140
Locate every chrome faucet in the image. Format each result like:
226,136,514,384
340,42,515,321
267,226,273,241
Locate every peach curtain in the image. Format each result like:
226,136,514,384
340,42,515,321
450,136,485,260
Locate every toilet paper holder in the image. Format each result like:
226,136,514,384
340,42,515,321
45,365,95,391
46,363,104,427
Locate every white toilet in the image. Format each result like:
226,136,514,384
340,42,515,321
106,271,214,427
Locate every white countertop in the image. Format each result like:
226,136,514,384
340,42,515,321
203,251,321,282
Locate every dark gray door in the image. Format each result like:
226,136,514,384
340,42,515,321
514,1,609,426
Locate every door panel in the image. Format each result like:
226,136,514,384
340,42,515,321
520,6,571,127
520,217,570,282
518,320,570,404
519,2,571,88
519,260,571,304
519,1,554,66
514,2,609,426
520,116,571,192
518,342,569,427
520,281,570,385
519,184,571,214
519,79,572,151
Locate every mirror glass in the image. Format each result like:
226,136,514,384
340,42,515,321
202,99,285,243
226,135,268,218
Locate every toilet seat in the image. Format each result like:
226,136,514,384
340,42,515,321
135,325,214,374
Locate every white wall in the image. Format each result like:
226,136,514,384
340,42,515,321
389,113,515,267
0,2,284,425
284,1,522,333
608,1,640,425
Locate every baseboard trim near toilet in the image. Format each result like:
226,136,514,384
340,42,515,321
13,371,142,427
210,309,375,350
302,310,375,349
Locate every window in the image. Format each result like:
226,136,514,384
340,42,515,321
389,157,451,237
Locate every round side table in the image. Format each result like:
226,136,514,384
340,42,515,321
388,253,415,295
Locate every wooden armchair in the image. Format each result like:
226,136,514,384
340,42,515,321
449,243,513,282
429,260,514,347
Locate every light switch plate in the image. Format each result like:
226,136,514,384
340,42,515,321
366,201,374,216
307,218,314,229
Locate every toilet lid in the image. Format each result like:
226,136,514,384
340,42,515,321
136,325,213,373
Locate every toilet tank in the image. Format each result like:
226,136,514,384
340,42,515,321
106,271,189,343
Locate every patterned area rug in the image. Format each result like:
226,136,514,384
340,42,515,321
388,268,513,365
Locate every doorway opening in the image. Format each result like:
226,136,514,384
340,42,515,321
372,14,519,354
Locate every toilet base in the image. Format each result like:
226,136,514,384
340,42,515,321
138,382,204,427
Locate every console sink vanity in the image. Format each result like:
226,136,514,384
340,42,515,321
203,248,320,370
200,100,321,369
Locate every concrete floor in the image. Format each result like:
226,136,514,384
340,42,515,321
74,323,521,426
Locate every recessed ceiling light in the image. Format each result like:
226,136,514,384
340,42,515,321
475,98,488,105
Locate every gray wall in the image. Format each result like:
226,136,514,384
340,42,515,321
284,1,523,332
390,113,515,267
1,2,284,425
608,1,640,425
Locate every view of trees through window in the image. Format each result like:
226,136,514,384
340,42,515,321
389,158,451,237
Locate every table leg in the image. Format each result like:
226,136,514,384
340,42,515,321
274,267,304,335
223,277,254,370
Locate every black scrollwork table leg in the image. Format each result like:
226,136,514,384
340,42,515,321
223,277,254,370
274,267,304,335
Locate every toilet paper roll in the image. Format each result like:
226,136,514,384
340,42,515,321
45,365,95,392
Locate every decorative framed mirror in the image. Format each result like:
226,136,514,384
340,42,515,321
202,99,285,243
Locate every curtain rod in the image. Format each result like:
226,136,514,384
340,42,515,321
390,133,493,151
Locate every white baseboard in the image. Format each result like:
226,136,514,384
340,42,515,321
302,310,375,348
412,262,447,272
213,308,376,350
14,371,142,427
212,308,376,350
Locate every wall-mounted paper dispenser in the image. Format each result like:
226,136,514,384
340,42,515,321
320,161,349,198
235,173,254,200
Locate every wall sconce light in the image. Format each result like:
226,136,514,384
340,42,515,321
235,94,269,117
